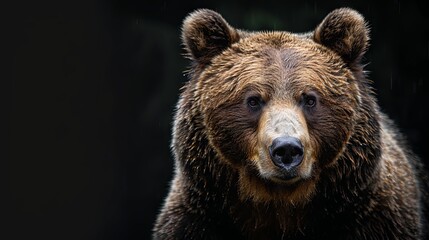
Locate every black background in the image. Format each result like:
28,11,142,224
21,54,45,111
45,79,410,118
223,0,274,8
9,0,429,239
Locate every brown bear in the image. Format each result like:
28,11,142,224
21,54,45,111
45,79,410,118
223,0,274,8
153,8,428,240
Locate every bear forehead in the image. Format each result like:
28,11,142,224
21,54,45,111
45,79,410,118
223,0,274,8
231,31,336,59
202,32,351,94
205,31,347,77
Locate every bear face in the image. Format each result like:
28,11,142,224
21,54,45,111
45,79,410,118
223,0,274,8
181,9,369,204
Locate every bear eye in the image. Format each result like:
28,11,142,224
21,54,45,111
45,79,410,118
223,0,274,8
305,97,316,107
247,96,264,111
302,93,317,108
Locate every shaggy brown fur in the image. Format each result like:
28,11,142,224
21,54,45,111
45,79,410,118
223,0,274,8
153,8,427,240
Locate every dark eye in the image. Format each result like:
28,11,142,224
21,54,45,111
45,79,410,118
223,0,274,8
302,93,317,108
247,96,264,111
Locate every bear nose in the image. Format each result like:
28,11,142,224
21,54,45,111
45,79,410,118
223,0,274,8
269,136,304,169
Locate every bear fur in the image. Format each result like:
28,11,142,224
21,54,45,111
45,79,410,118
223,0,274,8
153,8,428,240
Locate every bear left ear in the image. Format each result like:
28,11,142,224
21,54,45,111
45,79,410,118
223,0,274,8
182,9,240,65
314,8,369,66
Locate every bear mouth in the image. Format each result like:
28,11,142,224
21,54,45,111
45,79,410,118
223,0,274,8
272,175,301,184
258,173,307,194
240,161,317,203
246,163,305,188
266,174,304,188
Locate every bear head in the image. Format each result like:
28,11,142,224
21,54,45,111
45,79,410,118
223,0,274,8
179,8,372,205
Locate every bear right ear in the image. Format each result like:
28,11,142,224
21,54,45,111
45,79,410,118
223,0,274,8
182,9,240,64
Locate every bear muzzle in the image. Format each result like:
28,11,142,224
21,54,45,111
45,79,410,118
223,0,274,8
256,107,313,183
269,136,304,180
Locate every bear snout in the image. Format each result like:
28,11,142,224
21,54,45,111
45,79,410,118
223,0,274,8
269,136,304,172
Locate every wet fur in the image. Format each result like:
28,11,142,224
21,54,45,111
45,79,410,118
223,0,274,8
153,8,427,240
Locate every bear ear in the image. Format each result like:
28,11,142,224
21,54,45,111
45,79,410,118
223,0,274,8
314,8,369,65
182,9,240,64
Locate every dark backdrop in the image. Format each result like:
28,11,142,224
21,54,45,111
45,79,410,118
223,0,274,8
9,0,428,239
